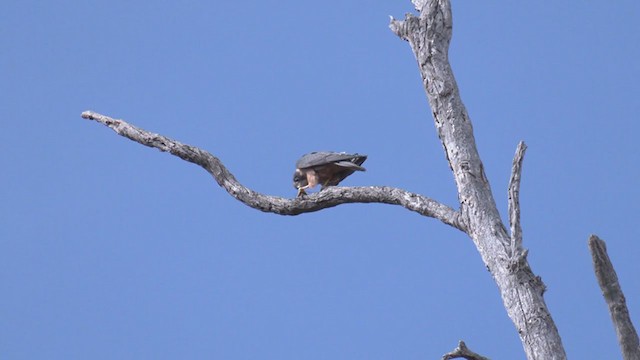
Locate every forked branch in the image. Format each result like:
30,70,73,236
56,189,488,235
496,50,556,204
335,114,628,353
81,111,466,231
442,340,490,360
589,235,640,360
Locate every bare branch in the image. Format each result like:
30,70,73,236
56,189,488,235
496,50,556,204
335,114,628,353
508,141,527,257
80,111,466,231
589,235,640,360
442,340,490,360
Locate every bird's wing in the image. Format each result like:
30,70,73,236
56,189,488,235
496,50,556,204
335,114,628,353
296,152,367,169
333,161,366,171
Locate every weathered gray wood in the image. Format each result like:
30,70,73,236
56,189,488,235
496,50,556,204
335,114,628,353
81,111,465,230
390,1,566,359
589,235,640,360
442,341,490,360
508,141,527,255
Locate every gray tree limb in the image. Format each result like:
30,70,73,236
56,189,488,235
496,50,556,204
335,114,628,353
508,141,527,256
589,235,640,360
442,340,490,360
80,111,465,231
390,1,566,359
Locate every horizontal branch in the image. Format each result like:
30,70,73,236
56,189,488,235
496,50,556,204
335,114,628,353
589,235,640,360
81,111,466,232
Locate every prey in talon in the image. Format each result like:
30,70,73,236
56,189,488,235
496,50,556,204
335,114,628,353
292,151,367,197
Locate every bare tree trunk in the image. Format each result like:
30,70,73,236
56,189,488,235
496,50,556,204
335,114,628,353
390,1,566,358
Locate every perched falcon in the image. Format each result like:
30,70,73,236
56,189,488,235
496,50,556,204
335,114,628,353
293,151,367,197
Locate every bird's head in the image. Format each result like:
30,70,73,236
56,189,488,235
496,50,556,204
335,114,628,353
292,169,308,189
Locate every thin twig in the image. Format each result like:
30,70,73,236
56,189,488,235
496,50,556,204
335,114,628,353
589,235,640,360
80,111,466,231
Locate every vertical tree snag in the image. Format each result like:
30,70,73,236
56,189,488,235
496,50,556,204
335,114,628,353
390,1,566,359
589,235,640,360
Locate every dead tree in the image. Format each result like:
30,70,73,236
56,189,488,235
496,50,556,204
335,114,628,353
81,0,638,358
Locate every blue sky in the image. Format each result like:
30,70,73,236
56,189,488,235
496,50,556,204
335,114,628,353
2,1,639,359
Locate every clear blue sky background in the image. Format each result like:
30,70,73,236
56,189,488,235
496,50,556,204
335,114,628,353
2,1,639,359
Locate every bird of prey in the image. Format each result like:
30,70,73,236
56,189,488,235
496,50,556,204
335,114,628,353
293,151,367,197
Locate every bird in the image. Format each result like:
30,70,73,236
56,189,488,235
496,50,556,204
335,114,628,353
293,151,367,197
